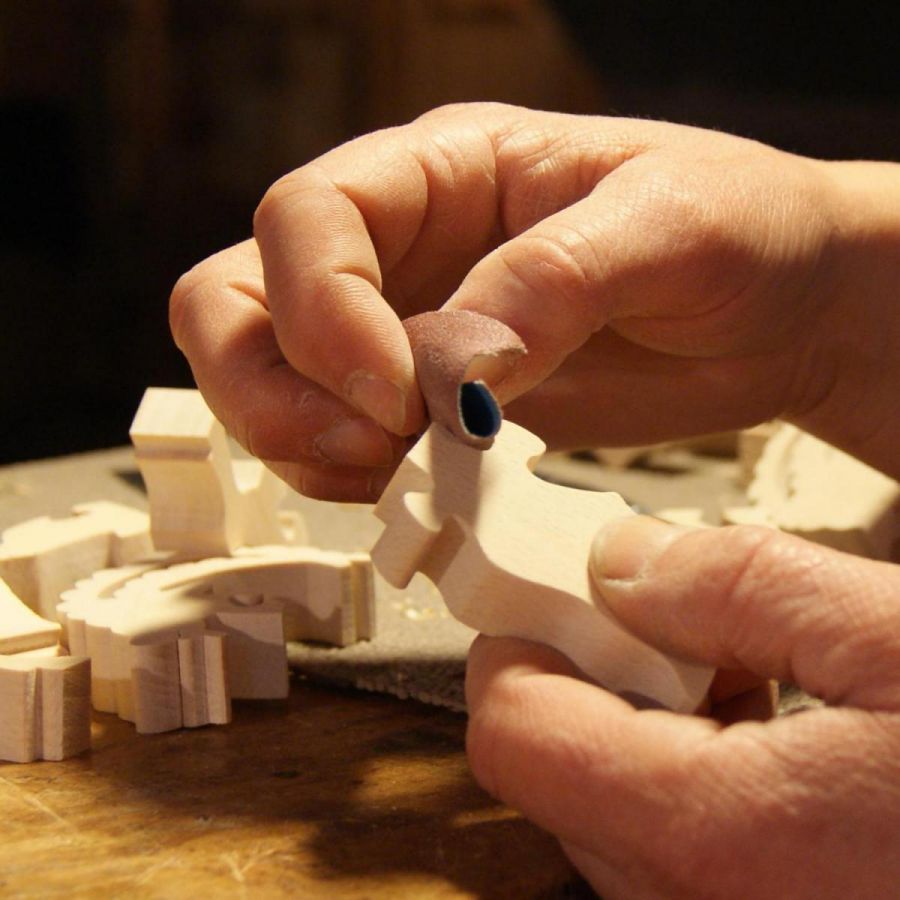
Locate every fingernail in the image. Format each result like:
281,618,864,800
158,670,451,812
346,371,408,434
590,516,689,584
314,418,395,468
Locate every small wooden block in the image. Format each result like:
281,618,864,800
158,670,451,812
372,421,713,712
178,632,230,728
36,656,92,760
0,655,91,763
0,661,36,762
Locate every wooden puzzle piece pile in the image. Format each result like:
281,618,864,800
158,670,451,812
0,388,375,762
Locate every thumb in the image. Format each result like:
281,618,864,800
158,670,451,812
444,160,690,402
589,516,900,711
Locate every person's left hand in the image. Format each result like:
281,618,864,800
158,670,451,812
465,516,900,899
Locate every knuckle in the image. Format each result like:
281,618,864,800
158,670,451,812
168,262,209,344
230,406,290,463
502,227,599,316
716,525,795,607
253,172,309,239
418,100,513,125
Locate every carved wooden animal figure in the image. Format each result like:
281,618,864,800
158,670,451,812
372,421,713,712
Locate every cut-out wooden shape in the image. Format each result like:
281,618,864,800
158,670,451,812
58,546,376,733
0,576,60,654
372,421,713,712
736,421,782,487
130,387,307,557
0,654,91,763
724,424,900,561
0,501,153,621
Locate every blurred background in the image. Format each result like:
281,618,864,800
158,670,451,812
1,0,897,464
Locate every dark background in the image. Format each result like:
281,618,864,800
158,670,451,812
1,0,897,464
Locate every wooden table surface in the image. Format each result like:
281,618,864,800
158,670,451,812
0,448,590,899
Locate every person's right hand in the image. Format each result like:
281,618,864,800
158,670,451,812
169,103,900,501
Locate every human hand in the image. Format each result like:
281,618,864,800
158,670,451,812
170,103,900,500
465,517,900,899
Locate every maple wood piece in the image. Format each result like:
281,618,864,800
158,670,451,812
0,501,153,621
0,576,61,654
724,424,900,561
372,421,713,712
130,387,306,557
0,654,91,763
58,546,376,734
403,310,526,448
736,421,781,487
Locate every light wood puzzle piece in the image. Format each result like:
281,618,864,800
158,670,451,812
724,424,900,561
0,576,60,653
0,501,153,621
58,546,376,734
372,421,713,713
0,654,91,763
0,577,90,762
130,387,306,557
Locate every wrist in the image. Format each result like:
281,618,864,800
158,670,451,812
788,159,900,478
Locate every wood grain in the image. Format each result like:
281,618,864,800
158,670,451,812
0,679,584,898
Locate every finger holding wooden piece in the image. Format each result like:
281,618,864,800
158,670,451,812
372,420,714,713
403,310,526,449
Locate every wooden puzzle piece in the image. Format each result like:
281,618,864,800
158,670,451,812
0,576,60,653
0,653,91,763
372,421,714,713
724,424,900,561
130,387,307,557
0,576,90,762
58,546,376,733
0,501,153,621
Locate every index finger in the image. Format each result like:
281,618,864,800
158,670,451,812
253,159,421,435
252,114,501,435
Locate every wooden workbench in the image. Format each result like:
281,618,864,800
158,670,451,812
0,448,590,899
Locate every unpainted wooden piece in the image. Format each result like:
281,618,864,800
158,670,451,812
591,431,740,470
372,421,713,712
130,387,307,557
0,654,91,763
736,421,782,487
0,501,153,621
654,507,712,529
0,576,60,653
723,424,900,561
58,546,376,733
0,577,90,762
